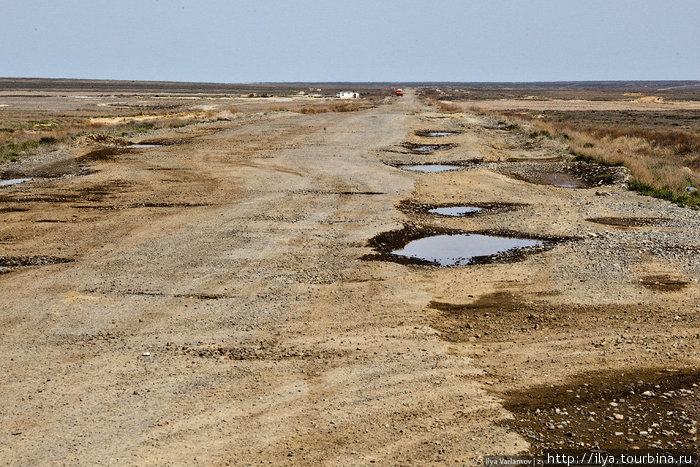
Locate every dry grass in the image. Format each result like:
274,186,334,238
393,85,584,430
0,114,199,163
437,102,461,113
282,101,365,115
483,110,700,207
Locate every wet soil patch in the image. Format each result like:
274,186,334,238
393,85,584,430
1,159,83,180
588,217,671,228
510,171,590,188
0,193,82,203
0,255,73,268
640,275,690,292
429,294,695,344
0,207,29,213
414,130,462,137
362,224,565,266
500,368,699,452
77,147,127,162
401,142,456,153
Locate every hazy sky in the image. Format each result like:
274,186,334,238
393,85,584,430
2,0,698,83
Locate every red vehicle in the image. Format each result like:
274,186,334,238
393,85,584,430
394,89,403,96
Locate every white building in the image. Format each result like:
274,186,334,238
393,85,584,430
336,91,360,99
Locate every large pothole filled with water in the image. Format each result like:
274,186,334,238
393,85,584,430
363,225,562,266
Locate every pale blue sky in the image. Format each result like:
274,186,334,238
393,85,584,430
2,0,698,82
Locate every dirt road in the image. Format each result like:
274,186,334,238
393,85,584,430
0,91,698,465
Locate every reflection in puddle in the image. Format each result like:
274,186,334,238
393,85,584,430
392,234,542,266
402,165,460,173
427,132,455,137
0,178,32,187
413,145,439,152
125,144,162,148
429,206,482,216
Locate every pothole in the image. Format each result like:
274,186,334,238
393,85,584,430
392,234,543,266
0,178,32,187
401,142,455,153
401,164,461,173
363,225,558,266
399,200,524,218
414,130,460,137
512,171,590,188
500,368,700,452
429,206,482,216
588,217,671,228
639,275,690,292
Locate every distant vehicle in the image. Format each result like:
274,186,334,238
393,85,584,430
394,89,403,96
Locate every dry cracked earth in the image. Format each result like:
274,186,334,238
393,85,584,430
0,90,698,465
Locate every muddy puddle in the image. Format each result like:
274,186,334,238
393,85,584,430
501,368,699,452
125,144,162,149
512,172,589,188
402,164,461,173
588,217,671,228
415,130,460,137
428,206,483,216
364,225,555,266
0,178,32,187
402,142,455,153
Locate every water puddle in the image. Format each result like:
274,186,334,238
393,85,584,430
125,144,162,148
415,130,460,137
392,234,543,266
0,178,32,187
429,206,482,216
402,142,455,153
413,145,440,152
402,165,460,173
539,172,588,188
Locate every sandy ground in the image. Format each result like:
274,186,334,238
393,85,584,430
0,91,698,465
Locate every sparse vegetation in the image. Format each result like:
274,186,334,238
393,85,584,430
486,110,700,207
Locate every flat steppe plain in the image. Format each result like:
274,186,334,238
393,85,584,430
0,88,698,465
